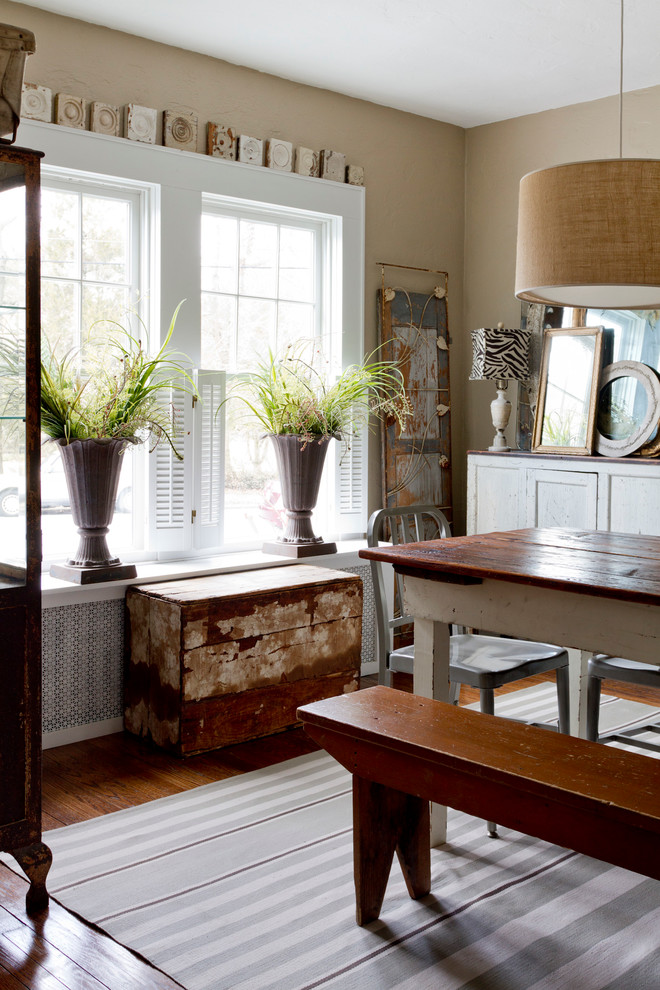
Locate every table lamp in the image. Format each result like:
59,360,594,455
469,324,530,451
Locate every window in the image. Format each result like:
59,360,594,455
41,177,143,352
38,172,148,562
201,206,323,368
200,200,332,547
8,121,366,564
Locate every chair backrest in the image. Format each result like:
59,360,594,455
367,505,451,683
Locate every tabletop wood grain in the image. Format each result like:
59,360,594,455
359,527,660,605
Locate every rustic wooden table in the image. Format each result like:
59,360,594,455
360,527,660,841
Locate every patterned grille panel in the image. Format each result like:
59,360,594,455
42,600,125,733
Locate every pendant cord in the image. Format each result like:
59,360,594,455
619,0,624,158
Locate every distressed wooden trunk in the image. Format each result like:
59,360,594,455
124,565,362,755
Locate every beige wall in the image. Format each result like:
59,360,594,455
463,84,660,506
2,0,466,522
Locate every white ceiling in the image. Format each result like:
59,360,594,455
17,0,660,127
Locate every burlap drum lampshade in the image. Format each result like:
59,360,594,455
515,159,660,310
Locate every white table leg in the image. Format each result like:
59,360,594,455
568,647,591,738
577,650,591,739
413,617,451,846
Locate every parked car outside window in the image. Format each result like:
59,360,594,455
0,455,132,517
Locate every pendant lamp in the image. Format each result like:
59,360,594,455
514,1,660,310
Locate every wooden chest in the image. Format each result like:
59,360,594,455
124,565,362,755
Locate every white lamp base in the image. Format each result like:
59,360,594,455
489,387,511,451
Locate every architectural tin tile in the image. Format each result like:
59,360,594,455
163,109,198,152
90,101,121,136
124,103,157,144
21,83,51,122
55,93,87,129
207,121,237,159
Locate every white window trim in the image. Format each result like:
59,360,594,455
19,119,366,559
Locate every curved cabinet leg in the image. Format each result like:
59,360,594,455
11,841,52,913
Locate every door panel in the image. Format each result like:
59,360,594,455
526,469,598,529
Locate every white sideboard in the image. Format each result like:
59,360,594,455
467,450,660,536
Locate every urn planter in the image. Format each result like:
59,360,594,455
262,434,337,557
49,437,137,584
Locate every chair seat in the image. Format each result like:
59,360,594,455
587,654,660,747
589,654,660,689
389,635,568,689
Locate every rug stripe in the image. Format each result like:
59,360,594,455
160,832,564,982
48,757,349,883
49,756,347,860
384,867,647,990
525,904,660,990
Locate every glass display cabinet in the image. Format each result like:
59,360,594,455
0,144,51,911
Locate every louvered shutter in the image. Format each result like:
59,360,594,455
333,422,368,537
192,370,226,549
147,384,193,552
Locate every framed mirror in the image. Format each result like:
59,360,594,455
595,360,660,457
532,327,604,454
520,304,660,451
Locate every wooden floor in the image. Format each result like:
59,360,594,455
1,673,657,989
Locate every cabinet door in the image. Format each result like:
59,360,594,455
467,458,523,534
526,469,598,529
607,471,660,536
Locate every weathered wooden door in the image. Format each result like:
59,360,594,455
379,287,452,525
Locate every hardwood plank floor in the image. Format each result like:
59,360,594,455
2,672,657,989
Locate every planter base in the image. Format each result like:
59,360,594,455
50,561,137,584
262,540,337,558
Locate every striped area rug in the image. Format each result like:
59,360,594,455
42,687,660,990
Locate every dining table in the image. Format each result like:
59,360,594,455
359,526,660,841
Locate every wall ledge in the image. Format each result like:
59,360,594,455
42,539,370,606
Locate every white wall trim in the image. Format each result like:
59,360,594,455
42,541,370,606
43,717,125,750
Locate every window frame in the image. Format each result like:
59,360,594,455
18,120,366,563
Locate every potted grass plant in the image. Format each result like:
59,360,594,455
40,302,197,583
226,341,410,556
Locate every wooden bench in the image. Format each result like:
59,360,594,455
297,686,660,925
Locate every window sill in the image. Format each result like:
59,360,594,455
41,539,370,607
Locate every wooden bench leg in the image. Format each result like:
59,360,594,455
353,776,431,925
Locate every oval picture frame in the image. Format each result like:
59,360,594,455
595,360,660,457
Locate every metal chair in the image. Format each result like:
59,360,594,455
586,654,660,753
367,504,571,835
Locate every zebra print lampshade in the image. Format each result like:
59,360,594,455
469,327,530,382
